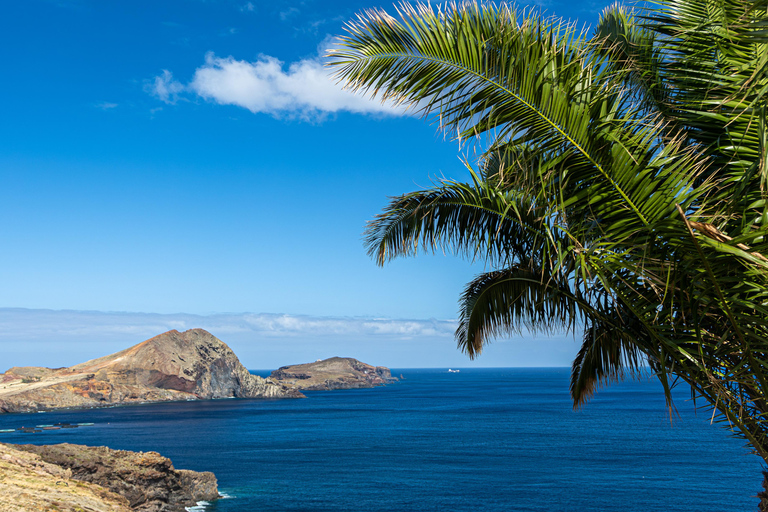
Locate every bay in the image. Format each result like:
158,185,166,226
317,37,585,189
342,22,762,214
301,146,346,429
0,368,760,511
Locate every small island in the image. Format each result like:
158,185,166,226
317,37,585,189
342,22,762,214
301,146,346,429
0,329,398,511
0,329,398,413
0,328,303,414
270,356,398,390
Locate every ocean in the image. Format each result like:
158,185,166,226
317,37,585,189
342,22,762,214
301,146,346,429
0,368,761,511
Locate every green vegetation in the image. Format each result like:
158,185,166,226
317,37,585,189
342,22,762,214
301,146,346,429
330,0,768,492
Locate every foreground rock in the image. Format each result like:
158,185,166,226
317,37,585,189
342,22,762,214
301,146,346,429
0,442,131,512
13,443,217,512
270,357,397,390
0,328,303,413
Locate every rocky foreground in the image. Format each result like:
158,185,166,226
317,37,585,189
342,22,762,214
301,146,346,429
0,328,303,413
0,333,397,510
0,442,216,512
270,356,398,390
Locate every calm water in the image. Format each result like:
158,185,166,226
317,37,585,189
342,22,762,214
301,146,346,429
0,368,761,511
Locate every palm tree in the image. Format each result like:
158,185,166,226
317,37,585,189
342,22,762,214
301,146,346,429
329,0,768,502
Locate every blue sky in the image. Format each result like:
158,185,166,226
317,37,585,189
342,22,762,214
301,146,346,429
0,0,614,369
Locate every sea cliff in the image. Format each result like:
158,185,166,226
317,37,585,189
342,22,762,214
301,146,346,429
0,328,303,413
0,442,216,512
0,332,400,511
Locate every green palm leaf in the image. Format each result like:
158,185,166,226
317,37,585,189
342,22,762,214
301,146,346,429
331,0,768,494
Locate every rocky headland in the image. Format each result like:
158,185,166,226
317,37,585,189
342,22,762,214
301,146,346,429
270,356,398,390
0,442,130,512
0,331,399,511
0,328,303,413
11,443,218,512
0,442,217,512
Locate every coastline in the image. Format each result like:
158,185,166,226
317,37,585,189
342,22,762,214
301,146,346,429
0,369,761,511
0,442,218,512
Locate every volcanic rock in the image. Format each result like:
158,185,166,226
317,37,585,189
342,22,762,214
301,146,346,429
12,443,217,512
0,328,303,413
0,442,131,512
270,356,397,390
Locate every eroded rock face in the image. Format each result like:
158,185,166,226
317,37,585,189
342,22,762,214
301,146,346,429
270,357,397,391
0,442,131,512
0,329,303,413
12,443,217,512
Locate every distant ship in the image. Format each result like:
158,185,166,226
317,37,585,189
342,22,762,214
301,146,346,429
448,369,460,373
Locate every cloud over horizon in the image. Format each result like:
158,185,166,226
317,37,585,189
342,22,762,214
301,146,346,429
0,308,574,371
148,50,407,120
0,308,457,341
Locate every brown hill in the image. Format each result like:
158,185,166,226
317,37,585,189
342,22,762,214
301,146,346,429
0,328,303,413
270,356,397,390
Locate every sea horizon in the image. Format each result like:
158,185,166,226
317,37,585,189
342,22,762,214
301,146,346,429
1,368,760,511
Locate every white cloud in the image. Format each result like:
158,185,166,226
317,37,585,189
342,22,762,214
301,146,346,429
0,308,456,340
147,50,408,120
240,2,255,12
95,101,118,110
146,69,185,104
0,308,575,370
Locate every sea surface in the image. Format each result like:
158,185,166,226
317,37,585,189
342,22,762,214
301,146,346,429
0,368,762,511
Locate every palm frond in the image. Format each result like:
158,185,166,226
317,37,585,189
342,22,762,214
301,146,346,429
333,0,768,468
455,266,585,358
570,311,647,407
364,169,552,268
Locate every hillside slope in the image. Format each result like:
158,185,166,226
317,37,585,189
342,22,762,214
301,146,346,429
270,356,397,390
0,328,303,413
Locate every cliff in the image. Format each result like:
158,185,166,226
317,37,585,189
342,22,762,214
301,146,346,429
0,328,303,413
270,357,397,390
12,443,218,512
0,443,131,512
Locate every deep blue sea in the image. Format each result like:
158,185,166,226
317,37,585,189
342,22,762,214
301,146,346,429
0,368,762,511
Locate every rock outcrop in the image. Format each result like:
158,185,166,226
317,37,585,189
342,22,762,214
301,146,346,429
12,443,217,512
270,357,397,390
0,328,303,413
0,442,131,512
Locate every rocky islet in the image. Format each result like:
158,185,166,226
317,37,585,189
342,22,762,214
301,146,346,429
0,329,397,511
270,356,398,390
0,328,303,414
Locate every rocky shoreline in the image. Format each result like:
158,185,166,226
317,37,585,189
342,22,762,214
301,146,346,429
0,442,217,512
0,329,398,511
0,329,303,414
0,331,398,414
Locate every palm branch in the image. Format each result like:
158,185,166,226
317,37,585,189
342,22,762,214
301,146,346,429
331,0,768,479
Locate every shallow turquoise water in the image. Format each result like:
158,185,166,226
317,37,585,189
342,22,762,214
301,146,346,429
0,368,761,511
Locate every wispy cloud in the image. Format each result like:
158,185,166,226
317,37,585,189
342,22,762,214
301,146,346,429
0,308,574,370
94,101,118,110
279,6,300,21
146,48,408,121
290,16,344,36
146,69,185,104
0,308,456,340
239,2,255,12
